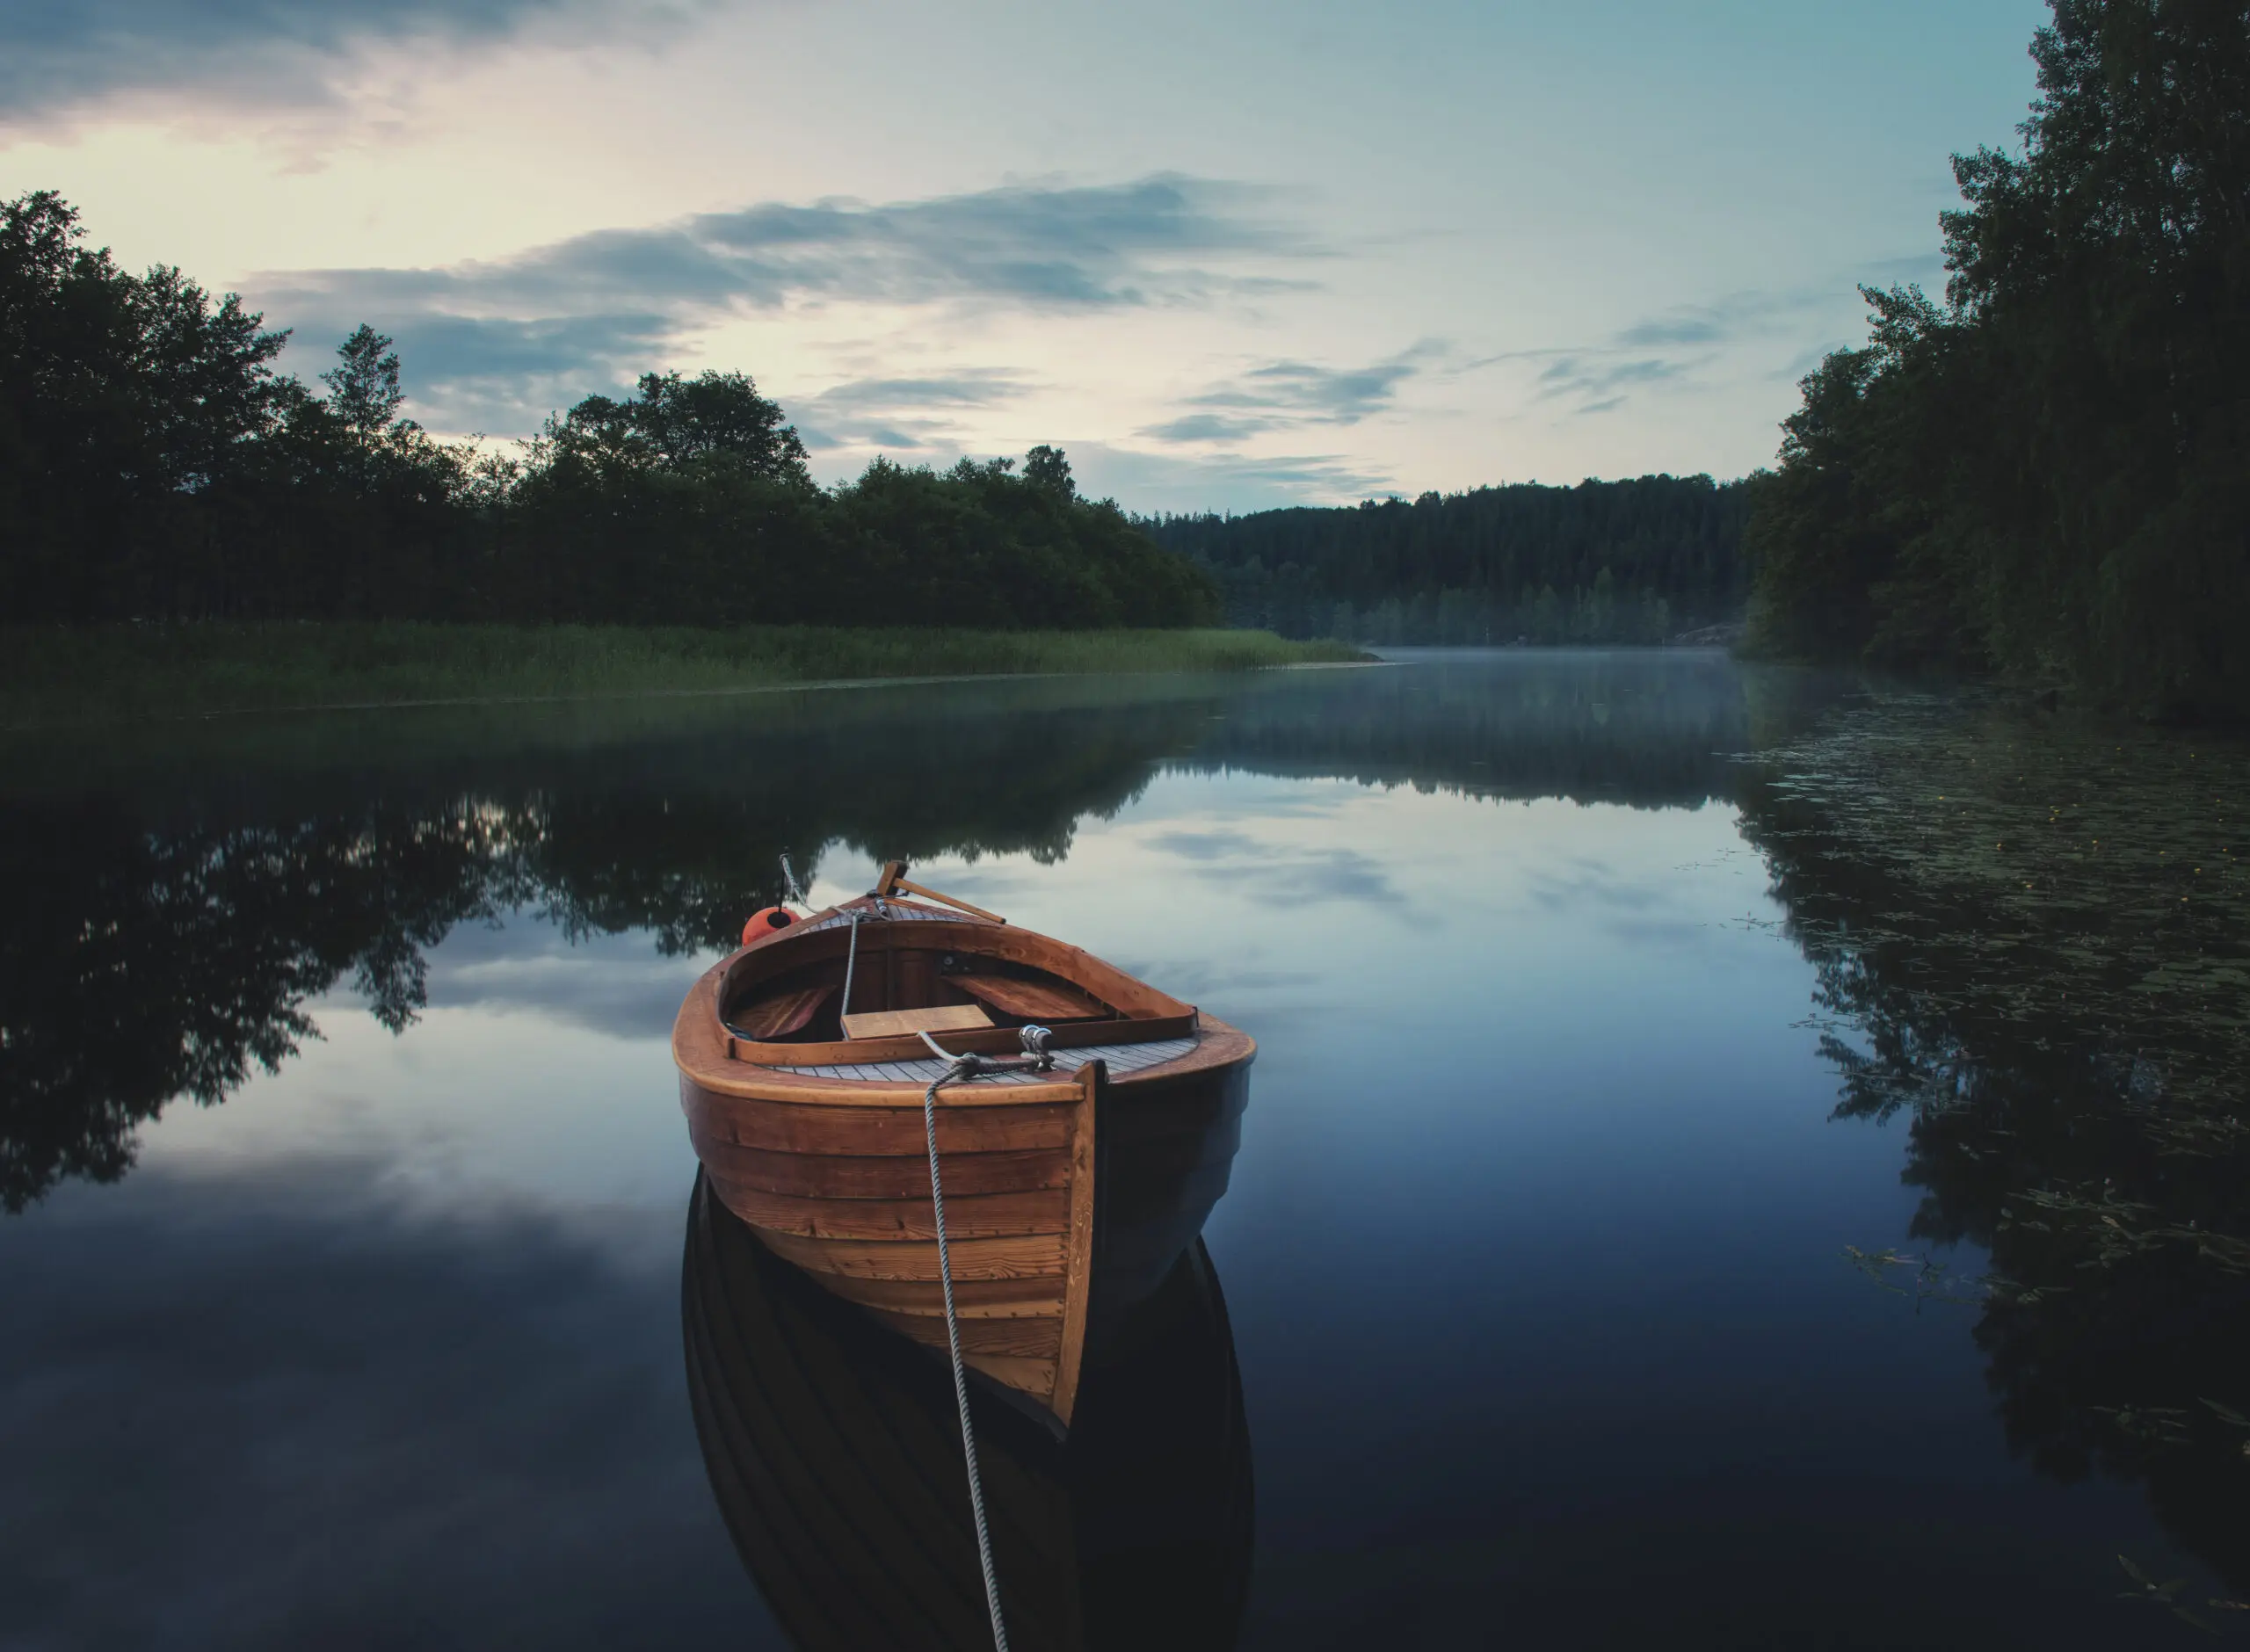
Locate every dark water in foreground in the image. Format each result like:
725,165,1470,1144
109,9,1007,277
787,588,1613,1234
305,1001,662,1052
4,648,2246,1649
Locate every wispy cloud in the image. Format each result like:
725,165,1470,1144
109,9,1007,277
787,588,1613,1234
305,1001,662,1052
255,175,1322,431
1139,412,1272,444
1498,264,1947,418
1138,343,1435,445
1615,315,1727,347
1070,441,1396,513
1535,354,1689,404
1477,286,1846,417
790,370,1035,453
0,0,700,119
358,313,679,432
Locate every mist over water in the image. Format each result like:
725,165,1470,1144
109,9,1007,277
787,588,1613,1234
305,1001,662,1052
2,649,2241,1649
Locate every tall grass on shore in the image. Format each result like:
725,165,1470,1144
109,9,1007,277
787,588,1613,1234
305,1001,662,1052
0,623,1365,728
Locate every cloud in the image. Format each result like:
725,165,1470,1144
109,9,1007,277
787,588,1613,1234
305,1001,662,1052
1471,299,1758,417
1615,315,1727,347
1070,440,1396,514
1139,412,1273,444
1535,354,1689,405
1495,272,1938,418
1140,344,1436,445
257,175,1320,431
0,0,700,119
788,370,1035,453
349,312,681,432
1191,354,1425,422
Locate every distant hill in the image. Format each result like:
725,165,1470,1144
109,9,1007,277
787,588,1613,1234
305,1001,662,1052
1143,474,1753,644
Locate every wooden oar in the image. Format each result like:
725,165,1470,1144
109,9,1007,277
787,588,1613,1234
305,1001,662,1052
874,859,1008,924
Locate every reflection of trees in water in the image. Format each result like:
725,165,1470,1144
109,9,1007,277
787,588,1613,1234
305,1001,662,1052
0,692,1208,1211
1738,694,2250,1591
0,795,511,1210
0,656,1773,1212
1188,649,1752,808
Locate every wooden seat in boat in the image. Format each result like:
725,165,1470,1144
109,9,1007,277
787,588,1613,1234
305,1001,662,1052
838,1003,994,1041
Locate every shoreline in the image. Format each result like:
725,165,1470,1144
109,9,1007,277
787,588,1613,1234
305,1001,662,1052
0,622,1365,732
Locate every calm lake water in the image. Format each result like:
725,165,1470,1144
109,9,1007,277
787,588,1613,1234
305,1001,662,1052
4,648,2246,1649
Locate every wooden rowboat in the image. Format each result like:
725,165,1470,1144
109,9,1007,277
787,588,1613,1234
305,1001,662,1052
683,1175,1254,1651
673,861,1255,1431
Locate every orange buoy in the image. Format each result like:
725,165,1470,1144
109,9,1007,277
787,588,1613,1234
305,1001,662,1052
741,907,796,946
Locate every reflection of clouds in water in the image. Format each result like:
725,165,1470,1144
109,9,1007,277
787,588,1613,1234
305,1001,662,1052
408,920,708,1042
1521,859,1741,952
1219,849,1395,906
1172,781,1365,817
1144,829,1398,907
0,1164,766,1650
1523,860,1666,914
1145,829,1263,863
1600,917,1716,947
1133,963,1323,999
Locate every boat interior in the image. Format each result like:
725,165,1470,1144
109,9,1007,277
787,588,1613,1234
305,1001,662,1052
725,928,1116,1045
716,869,1198,1067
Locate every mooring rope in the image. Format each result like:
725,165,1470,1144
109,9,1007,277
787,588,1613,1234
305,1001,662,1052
922,1058,1012,1652
839,909,865,1020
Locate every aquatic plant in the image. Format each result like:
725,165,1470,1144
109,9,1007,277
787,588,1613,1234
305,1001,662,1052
1741,688,2250,1590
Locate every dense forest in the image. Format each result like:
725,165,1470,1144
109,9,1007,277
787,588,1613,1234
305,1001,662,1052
0,192,1217,631
1743,0,2250,721
1144,475,1753,643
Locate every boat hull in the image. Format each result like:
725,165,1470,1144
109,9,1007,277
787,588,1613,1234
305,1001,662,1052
675,924,1253,1428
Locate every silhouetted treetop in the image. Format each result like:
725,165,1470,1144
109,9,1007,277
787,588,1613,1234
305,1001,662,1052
0,196,1217,632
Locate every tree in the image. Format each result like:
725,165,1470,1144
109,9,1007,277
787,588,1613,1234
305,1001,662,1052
1024,444,1076,499
1144,475,1752,641
1743,0,2250,719
322,324,405,439
0,192,1220,632
0,190,294,619
542,370,812,485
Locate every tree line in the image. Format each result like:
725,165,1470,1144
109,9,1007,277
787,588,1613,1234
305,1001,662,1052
0,192,1218,631
1742,0,2250,721
1143,475,1753,644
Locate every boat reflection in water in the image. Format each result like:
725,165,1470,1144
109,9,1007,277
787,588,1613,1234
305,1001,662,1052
683,1174,1254,1650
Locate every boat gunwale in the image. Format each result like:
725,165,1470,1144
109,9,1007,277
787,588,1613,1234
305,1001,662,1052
682,896,1235,1083
677,996,1252,1106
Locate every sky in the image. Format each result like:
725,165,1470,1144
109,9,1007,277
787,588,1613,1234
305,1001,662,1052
0,0,2051,512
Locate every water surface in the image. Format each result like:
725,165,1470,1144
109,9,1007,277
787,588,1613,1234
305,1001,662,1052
4,649,2244,1648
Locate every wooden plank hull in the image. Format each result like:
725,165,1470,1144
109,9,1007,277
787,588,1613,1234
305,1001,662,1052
674,898,1255,1430
682,1174,1254,1652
